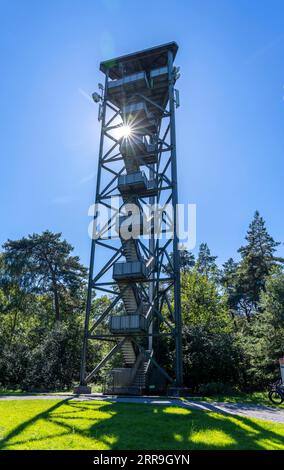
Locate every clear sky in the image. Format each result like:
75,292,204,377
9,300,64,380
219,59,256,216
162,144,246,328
1,0,283,267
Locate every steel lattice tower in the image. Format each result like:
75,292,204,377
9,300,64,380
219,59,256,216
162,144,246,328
78,42,182,395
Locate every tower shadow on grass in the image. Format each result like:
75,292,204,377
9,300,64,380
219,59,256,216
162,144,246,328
0,399,284,450
0,398,74,449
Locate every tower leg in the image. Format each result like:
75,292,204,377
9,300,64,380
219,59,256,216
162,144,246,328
168,50,183,387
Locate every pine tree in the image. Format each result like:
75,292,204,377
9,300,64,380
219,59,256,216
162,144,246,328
238,210,280,260
2,231,87,322
196,243,218,279
164,248,195,274
236,211,281,319
221,258,238,283
179,248,195,272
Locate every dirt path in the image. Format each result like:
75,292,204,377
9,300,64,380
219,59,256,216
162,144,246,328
1,394,284,424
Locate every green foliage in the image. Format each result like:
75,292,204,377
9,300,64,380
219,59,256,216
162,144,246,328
164,248,195,274
197,382,237,396
180,270,242,389
261,270,284,325
179,249,195,272
0,231,106,391
2,231,87,321
196,243,218,279
181,270,229,330
0,311,105,391
183,325,243,390
236,211,282,318
220,257,239,320
235,270,284,388
0,213,283,394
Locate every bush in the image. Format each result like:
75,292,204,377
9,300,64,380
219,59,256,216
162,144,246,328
0,319,89,391
0,342,31,390
198,382,237,396
22,321,83,391
183,325,244,391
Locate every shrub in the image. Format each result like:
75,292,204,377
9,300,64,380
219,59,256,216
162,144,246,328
198,382,237,396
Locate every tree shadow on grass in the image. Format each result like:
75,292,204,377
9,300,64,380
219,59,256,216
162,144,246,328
1,399,284,450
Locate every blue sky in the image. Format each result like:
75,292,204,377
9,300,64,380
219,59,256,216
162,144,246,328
1,0,283,266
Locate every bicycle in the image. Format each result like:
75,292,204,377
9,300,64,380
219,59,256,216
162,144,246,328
268,379,284,405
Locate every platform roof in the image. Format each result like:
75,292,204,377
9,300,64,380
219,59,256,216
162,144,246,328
100,42,178,80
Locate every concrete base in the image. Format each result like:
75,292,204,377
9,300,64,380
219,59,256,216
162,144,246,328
73,385,92,394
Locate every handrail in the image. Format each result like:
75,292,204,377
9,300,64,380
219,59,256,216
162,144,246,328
130,352,145,384
145,349,154,376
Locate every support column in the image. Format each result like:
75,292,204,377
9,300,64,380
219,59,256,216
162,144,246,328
168,50,183,387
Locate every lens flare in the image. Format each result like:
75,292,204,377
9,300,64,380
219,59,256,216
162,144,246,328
117,124,132,139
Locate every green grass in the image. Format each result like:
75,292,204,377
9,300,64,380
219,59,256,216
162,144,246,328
0,389,27,396
0,384,102,395
0,399,283,450
0,389,65,396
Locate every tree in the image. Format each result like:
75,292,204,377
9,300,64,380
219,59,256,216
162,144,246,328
236,270,284,388
261,269,284,325
2,231,87,321
196,243,218,279
181,269,229,329
220,258,239,322
23,319,85,391
179,249,195,272
183,325,243,391
180,269,239,389
163,249,195,275
238,211,280,261
236,211,282,319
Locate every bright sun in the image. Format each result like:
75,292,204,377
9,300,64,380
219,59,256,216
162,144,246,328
117,124,132,139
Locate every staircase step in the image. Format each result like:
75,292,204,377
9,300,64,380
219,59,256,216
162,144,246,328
121,340,136,365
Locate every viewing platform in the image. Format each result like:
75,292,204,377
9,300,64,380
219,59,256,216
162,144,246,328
122,102,157,133
120,135,158,165
117,171,157,197
109,313,147,334
101,42,178,114
113,260,149,281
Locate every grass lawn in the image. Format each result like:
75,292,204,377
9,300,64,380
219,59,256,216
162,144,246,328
0,399,283,450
